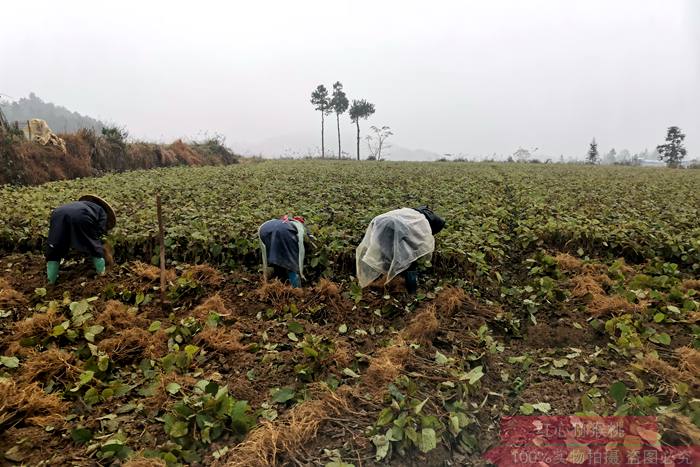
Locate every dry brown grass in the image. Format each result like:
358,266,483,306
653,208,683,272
98,328,167,361
364,341,411,390
186,264,223,287
195,327,251,353
434,286,467,315
11,307,64,341
677,346,700,375
192,294,229,320
219,389,348,467
131,261,176,283
314,278,340,298
554,253,584,272
96,300,148,333
638,354,700,389
401,304,439,344
257,280,303,304
0,278,26,307
660,412,700,445
588,294,646,317
570,274,612,298
0,379,67,429
17,348,79,384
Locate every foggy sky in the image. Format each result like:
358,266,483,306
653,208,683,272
2,0,699,159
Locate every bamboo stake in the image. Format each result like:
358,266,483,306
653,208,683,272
156,193,166,309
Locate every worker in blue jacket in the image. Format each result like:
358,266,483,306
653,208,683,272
46,195,116,284
258,215,313,288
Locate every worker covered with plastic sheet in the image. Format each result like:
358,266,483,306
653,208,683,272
258,214,314,288
356,206,445,293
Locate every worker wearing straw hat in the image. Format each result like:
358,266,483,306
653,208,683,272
45,194,117,284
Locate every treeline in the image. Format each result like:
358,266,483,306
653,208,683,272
1,93,105,133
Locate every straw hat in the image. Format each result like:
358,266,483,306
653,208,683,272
79,194,117,230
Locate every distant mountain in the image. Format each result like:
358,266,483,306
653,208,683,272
0,93,105,133
233,130,441,161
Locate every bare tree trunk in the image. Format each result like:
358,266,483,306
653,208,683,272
336,113,341,159
321,112,325,158
356,121,360,161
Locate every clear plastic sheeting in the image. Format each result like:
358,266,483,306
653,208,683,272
356,208,434,288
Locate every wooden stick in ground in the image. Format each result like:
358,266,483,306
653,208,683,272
156,193,167,309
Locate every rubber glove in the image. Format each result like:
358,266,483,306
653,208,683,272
92,257,106,275
47,261,60,284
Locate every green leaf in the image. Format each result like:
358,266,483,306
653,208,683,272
372,434,389,461
338,323,348,334
532,402,551,413
610,381,628,405
34,287,47,297
166,383,181,395
270,387,295,403
169,420,189,438
462,365,484,385
84,324,104,343
434,351,449,365
667,305,681,314
653,313,666,323
287,321,304,334
649,332,671,346
418,428,437,453
287,332,298,342
519,403,534,415
148,321,161,332
376,407,394,426
414,397,429,415
0,355,19,368
71,427,93,444
97,355,110,372
71,370,95,392
342,368,360,378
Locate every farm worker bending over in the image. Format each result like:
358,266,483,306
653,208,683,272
356,206,445,293
46,195,116,284
258,215,313,288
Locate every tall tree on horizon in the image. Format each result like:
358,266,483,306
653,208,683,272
330,82,349,159
349,99,375,160
310,85,331,158
587,138,599,164
657,126,687,168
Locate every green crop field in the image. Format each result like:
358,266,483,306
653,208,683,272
0,161,699,466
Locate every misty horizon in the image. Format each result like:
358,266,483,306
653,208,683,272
2,0,698,160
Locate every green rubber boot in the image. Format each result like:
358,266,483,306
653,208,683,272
47,261,60,284
92,257,106,275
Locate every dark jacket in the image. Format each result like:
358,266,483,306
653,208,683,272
46,201,107,260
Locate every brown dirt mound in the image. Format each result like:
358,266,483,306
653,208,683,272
131,261,176,283
96,300,148,333
588,294,646,316
192,294,230,320
123,457,167,467
195,327,250,353
0,379,67,429
98,328,167,361
0,278,26,306
364,341,411,390
219,389,348,467
17,348,79,384
401,304,439,344
434,286,467,315
681,279,700,292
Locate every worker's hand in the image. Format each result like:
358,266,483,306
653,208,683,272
103,241,114,266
